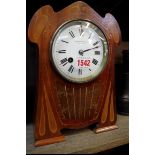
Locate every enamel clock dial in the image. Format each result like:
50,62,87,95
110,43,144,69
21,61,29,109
50,20,108,83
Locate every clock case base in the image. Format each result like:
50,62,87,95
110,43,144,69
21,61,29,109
35,125,118,146
95,125,118,133
35,135,65,147
28,1,121,146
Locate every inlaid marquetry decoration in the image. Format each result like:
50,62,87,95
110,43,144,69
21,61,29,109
28,1,121,146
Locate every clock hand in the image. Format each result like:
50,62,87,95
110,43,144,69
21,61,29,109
79,46,99,56
83,46,99,53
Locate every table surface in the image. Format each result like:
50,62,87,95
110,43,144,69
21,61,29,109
26,114,129,154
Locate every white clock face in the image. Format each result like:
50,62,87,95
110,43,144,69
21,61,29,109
50,20,108,83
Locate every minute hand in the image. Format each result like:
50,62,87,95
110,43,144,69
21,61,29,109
82,46,99,53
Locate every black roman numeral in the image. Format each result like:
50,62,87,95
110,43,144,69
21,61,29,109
78,69,82,75
60,58,68,66
95,51,100,55
92,58,98,65
89,68,91,71
93,41,99,46
88,33,92,39
61,40,69,43
57,50,66,53
69,30,75,38
68,65,74,73
79,25,84,36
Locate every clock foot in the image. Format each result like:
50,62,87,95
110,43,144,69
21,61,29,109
94,125,118,133
35,135,65,146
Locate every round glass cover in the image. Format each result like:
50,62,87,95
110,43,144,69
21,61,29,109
50,20,108,83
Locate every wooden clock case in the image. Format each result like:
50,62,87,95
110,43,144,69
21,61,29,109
28,1,121,146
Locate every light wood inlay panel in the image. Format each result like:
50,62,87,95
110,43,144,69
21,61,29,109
101,82,111,124
44,85,58,133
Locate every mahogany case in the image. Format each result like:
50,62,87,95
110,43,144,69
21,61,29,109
28,1,121,146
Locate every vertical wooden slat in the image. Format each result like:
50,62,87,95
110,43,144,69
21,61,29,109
89,83,95,118
39,99,45,136
101,82,111,124
83,87,88,119
65,85,71,119
78,87,82,119
73,87,76,120
110,91,115,122
56,81,69,119
66,85,76,119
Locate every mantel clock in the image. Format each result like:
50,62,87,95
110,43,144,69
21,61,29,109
28,1,121,146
